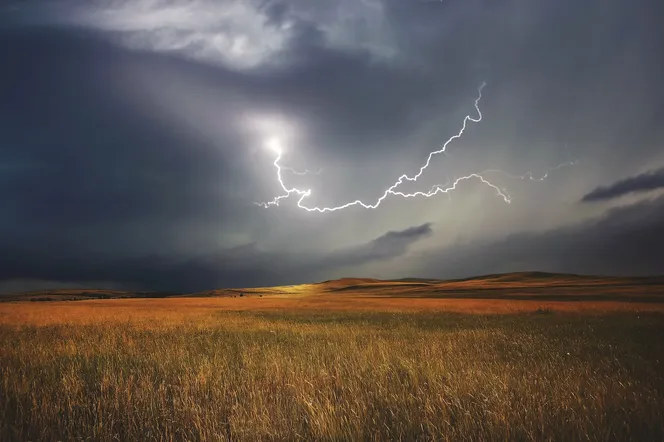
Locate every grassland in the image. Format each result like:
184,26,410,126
1,274,664,441
6,271,664,303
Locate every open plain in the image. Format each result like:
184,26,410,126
1,272,663,441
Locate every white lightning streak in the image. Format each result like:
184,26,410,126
281,166,323,176
480,159,578,182
256,83,571,212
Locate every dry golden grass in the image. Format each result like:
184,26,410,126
1,295,664,328
1,295,663,441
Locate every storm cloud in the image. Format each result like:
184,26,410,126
0,223,433,293
581,168,664,202
321,223,433,268
1,0,663,292
415,195,664,279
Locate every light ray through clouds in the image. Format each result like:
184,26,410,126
257,83,574,212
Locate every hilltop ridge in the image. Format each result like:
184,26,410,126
3,271,664,302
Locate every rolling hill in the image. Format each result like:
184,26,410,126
3,271,664,303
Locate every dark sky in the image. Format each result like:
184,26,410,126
1,0,663,293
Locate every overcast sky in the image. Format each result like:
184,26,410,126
1,0,663,293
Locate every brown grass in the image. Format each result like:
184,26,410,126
1,294,663,441
1,296,664,327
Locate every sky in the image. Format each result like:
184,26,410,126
1,0,663,293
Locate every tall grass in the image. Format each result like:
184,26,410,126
1,310,663,441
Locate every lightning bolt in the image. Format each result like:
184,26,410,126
281,166,323,176
256,83,572,212
480,159,578,182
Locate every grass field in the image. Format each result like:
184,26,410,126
1,275,664,441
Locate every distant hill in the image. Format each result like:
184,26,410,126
185,271,664,302
0,289,179,302
3,272,664,302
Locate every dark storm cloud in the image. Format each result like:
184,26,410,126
1,29,239,216
2,1,490,162
0,27,270,256
322,223,432,268
418,196,664,278
0,243,279,292
0,23,441,238
0,16,489,210
0,20,454,292
382,0,664,176
1,0,664,293
0,223,433,292
581,168,664,202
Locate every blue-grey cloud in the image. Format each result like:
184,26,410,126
0,223,433,292
416,196,664,278
1,0,663,293
322,223,433,268
581,167,664,202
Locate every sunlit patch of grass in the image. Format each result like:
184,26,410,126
0,306,663,441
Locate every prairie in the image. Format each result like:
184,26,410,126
1,273,663,441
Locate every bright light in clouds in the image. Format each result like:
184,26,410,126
246,114,301,148
265,137,282,155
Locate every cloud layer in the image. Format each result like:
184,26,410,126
1,0,663,292
6,0,397,70
0,223,432,292
416,195,664,278
581,168,664,202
